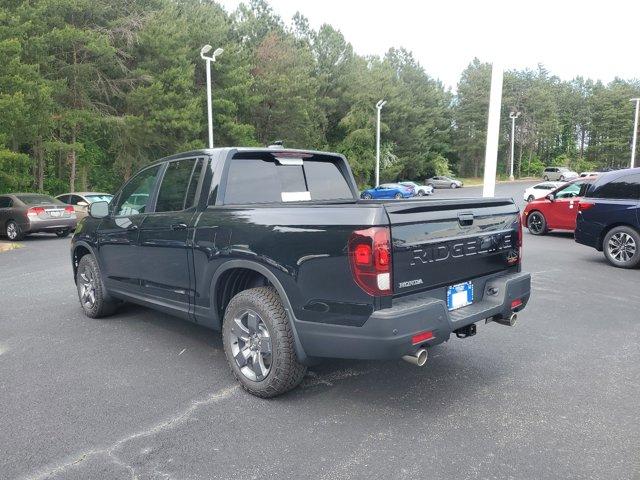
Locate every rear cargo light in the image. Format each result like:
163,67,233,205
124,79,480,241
411,330,434,345
27,207,44,216
348,226,393,296
578,201,595,212
64,205,74,213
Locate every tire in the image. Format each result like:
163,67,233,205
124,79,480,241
527,211,548,235
76,254,118,318
417,190,425,197
559,175,565,181
5,221,24,241
603,226,640,269
543,175,549,181
394,193,403,199
223,287,306,398
362,193,372,200
527,195,535,202
450,183,457,189
427,183,434,189
56,229,70,238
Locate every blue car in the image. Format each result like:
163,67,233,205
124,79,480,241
360,183,413,200
575,168,640,268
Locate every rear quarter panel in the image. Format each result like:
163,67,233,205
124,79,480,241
192,204,388,328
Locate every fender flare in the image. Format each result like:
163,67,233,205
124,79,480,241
211,259,310,364
71,240,99,279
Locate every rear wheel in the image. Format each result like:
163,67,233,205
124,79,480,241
450,183,457,189
527,211,548,235
603,226,640,268
362,193,372,199
559,175,565,181
543,175,549,181
76,255,118,318
394,193,403,199
5,221,23,241
55,229,70,238
417,190,425,197
223,286,306,398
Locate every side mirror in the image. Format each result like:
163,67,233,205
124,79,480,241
89,201,109,219
545,194,555,201
77,201,88,207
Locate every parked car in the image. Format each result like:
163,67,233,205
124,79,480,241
575,168,640,268
523,181,563,202
522,177,595,235
0,193,77,240
399,181,434,196
426,176,463,189
56,192,113,221
71,147,530,397
361,183,413,199
542,166,578,181
579,171,599,178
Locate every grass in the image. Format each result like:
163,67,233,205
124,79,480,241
0,241,22,253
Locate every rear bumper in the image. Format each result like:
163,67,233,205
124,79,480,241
24,217,77,233
295,271,531,360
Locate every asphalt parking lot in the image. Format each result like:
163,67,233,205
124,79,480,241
1,181,638,480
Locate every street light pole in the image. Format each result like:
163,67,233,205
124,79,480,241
630,98,640,169
482,62,503,198
200,45,224,149
375,100,386,187
509,111,521,181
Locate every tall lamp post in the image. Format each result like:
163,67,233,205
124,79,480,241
200,45,224,148
375,99,387,187
509,111,521,181
630,98,640,169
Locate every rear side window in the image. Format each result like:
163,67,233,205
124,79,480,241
591,174,640,200
0,196,12,208
155,159,204,212
224,154,353,205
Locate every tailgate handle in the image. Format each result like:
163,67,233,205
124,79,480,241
458,213,474,226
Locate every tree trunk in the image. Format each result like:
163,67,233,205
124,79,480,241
579,128,585,157
35,136,45,192
68,127,77,192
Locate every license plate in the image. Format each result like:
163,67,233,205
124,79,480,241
447,281,473,311
49,210,61,217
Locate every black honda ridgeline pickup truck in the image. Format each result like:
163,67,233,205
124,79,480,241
71,148,531,397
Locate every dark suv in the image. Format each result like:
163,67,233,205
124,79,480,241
575,168,640,268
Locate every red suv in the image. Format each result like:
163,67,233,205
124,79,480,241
522,178,595,235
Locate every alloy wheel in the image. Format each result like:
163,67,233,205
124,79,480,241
79,267,97,309
228,309,272,382
528,213,544,234
6,223,17,240
607,232,636,263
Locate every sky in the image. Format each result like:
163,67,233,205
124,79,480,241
217,0,640,90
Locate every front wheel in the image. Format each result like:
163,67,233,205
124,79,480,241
603,226,640,268
76,255,119,318
543,175,549,181
394,193,403,199
559,175,565,181
417,190,425,197
527,211,548,235
450,183,457,189
362,193,372,200
5,221,24,241
223,287,306,398
527,195,535,202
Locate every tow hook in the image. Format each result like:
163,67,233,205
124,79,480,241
402,348,428,366
454,324,476,338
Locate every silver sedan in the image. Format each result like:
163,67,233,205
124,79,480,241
0,193,77,241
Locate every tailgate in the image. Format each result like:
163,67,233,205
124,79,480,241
386,198,520,295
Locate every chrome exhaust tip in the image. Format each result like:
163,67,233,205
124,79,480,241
493,312,517,327
402,348,428,367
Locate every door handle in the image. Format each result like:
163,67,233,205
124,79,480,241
127,224,138,231
171,223,188,231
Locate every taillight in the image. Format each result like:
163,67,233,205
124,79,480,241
508,218,523,266
27,207,44,216
348,227,393,296
578,201,595,212
64,205,74,213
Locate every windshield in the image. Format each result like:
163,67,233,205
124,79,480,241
16,194,62,205
85,194,113,203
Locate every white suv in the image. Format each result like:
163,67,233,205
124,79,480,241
542,167,578,181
